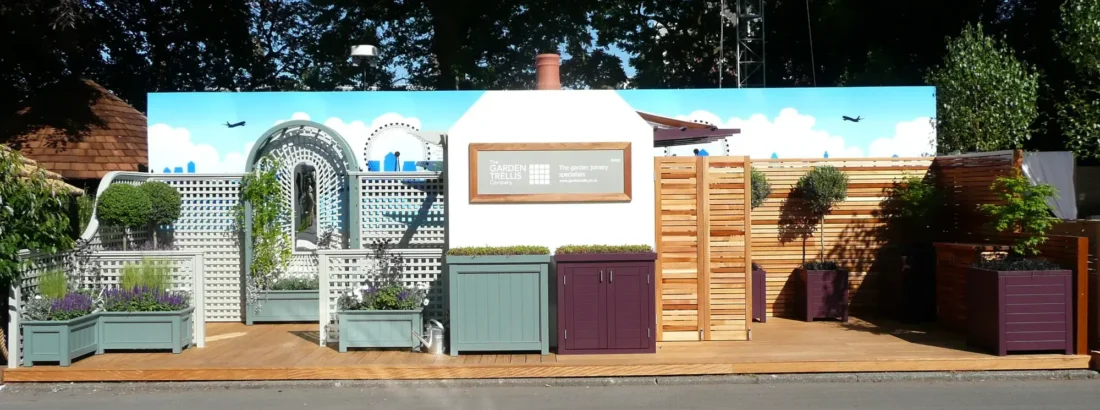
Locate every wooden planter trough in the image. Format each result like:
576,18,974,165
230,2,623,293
752,267,767,323
554,252,657,355
966,267,1073,356
246,290,320,325
21,313,98,367
446,255,550,356
797,269,849,322
97,307,195,354
336,309,423,352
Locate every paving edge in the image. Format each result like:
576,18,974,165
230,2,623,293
1,370,1096,394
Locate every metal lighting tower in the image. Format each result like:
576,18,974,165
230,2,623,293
722,0,765,88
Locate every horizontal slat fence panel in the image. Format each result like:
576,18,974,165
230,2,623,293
655,157,702,341
930,150,1021,243
750,157,933,318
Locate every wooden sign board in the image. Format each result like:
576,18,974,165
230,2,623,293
469,142,632,203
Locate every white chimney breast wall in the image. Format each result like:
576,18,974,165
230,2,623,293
446,90,656,252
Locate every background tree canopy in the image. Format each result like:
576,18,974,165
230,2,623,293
2,0,1097,160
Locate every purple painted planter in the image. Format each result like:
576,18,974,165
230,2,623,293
797,269,849,323
752,268,767,323
966,267,1073,356
555,252,657,355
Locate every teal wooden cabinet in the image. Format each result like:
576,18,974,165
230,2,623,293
21,313,99,367
246,290,320,325
336,309,423,352
97,307,194,353
446,255,550,356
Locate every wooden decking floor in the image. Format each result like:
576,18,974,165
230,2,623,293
3,316,1090,382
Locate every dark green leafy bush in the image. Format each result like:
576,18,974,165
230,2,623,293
979,173,1058,256
140,181,181,226
750,167,772,210
446,246,550,256
801,261,841,270
554,245,653,254
96,184,152,231
973,257,1061,271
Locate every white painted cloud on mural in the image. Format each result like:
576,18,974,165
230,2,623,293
867,117,936,157
324,113,424,167
273,111,311,125
671,108,934,158
675,108,864,158
148,123,254,173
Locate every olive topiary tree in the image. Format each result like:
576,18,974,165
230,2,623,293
95,183,152,250
750,167,772,210
795,165,849,262
139,181,181,248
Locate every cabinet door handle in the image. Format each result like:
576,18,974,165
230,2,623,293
610,269,613,283
599,270,603,282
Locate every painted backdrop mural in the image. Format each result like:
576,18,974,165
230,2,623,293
146,87,934,174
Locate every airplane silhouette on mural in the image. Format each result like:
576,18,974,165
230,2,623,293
225,121,246,128
842,115,862,123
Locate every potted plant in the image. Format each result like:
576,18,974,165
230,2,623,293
879,176,942,323
233,157,298,325
20,270,98,366
967,172,1072,356
96,183,152,250
553,245,656,355
139,181,181,249
335,239,428,352
445,245,551,356
749,167,772,323
246,276,320,325
793,166,849,322
97,259,194,353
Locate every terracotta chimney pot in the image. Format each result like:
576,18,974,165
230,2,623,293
535,54,561,90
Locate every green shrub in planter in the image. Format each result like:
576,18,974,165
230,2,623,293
139,181,181,248
795,166,849,261
446,245,551,356
247,275,320,325
99,285,193,353
96,184,151,250
554,244,653,254
22,286,99,367
335,239,428,351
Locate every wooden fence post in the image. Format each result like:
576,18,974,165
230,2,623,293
696,156,711,341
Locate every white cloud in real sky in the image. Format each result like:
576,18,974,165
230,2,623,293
149,123,254,173
670,108,933,158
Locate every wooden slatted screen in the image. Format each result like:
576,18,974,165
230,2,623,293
930,150,1022,242
655,156,752,341
751,157,932,317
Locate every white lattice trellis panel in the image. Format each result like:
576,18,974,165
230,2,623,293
254,124,353,250
153,175,245,322
317,249,444,337
289,252,319,277
358,173,445,248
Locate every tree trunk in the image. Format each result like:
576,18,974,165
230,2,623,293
151,222,158,249
819,215,825,261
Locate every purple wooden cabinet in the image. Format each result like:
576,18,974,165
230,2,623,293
797,269,849,322
752,268,767,323
555,252,657,355
966,267,1073,356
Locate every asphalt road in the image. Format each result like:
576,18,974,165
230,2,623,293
4,379,1099,410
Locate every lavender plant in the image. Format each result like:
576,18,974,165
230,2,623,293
101,286,190,312
22,292,95,321
337,238,427,311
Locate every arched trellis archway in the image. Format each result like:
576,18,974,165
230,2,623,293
242,121,360,270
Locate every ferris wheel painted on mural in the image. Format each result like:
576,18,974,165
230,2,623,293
361,121,444,172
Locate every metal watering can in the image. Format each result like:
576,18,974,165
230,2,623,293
413,319,446,355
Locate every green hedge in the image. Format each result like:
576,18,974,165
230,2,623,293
554,244,654,254
446,246,550,256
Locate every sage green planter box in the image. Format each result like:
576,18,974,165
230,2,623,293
21,313,99,367
246,290,320,325
97,307,195,354
446,255,550,356
336,309,423,352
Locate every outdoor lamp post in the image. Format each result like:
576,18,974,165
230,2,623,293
350,44,379,91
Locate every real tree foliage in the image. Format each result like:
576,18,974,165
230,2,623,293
1055,0,1100,160
794,166,848,262
139,181,182,248
925,24,1040,154
95,183,152,250
4,0,1099,158
0,149,76,284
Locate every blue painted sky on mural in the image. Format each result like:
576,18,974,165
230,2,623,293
147,86,935,173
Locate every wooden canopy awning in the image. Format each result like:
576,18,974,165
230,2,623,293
637,111,741,147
